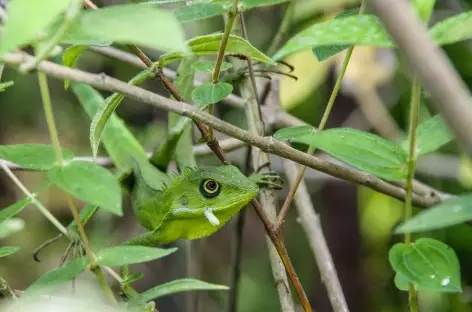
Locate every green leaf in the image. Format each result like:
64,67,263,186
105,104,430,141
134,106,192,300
273,126,316,141
430,11,472,46
90,67,155,159
191,82,233,106
0,0,72,55
412,0,436,22
159,34,275,67
62,45,88,89
389,238,462,293
273,14,393,61
313,8,359,61
290,128,408,181
0,81,14,92
0,197,32,224
213,0,289,10
58,4,187,52
394,272,410,291
0,246,20,258
0,218,25,239
96,246,177,267
191,61,233,73
122,272,145,286
395,193,472,233
0,144,74,170
174,3,227,23
48,161,122,216
66,204,99,236
25,257,88,294
129,278,229,307
402,114,453,156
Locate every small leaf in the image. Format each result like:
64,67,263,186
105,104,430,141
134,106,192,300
62,45,88,89
174,3,227,23
395,193,472,233
0,144,74,170
0,218,25,239
402,114,453,156
58,4,187,52
313,8,359,61
394,272,410,291
389,238,462,293
129,278,229,307
48,161,122,216
191,61,233,73
0,81,14,92
237,0,289,10
412,0,436,22
290,128,408,181
273,126,316,141
66,204,99,236
159,34,275,67
90,68,155,159
273,14,393,61
0,197,32,224
430,11,472,46
0,246,20,258
0,0,72,55
122,272,145,286
191,82,233,106
25,257,88,294
96,246,177,267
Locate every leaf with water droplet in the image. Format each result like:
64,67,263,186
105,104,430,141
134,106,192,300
389,238,462,293
395,193,472,233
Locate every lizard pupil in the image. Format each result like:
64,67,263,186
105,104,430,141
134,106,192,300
200,179,220,198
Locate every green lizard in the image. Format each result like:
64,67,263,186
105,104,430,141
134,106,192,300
70,82,280,248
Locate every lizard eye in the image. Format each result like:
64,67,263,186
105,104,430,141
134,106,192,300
200,179,221,198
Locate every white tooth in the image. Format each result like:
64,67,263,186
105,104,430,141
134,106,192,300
204,208,220,226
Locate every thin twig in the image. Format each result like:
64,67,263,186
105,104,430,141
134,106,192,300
266,0,295,57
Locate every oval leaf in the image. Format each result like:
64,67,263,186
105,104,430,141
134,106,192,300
0,0,71,55
174,3,227,23
430,11,472,46
129,278,229,307
389,238,462,293
395,193,472,233
0,246,20,258
273,126,316,141
273,14,393,61
96,246,177,267
191,61,233,73
291,128,408,180
0,144,74,170
48,161,122,216
394,272,410,291
159,34,275,67
191,82,233,106
0,197,32,224
25,257,88,294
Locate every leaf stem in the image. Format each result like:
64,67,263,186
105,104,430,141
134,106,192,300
273,1,365,233
405,77,420,312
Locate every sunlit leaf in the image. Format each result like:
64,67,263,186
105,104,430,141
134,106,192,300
395,193,472,233
430,11,472,46
0,144,74,170
290,128,408,180
191,61,233,73
174,3,227,23
0,246,20,258
159,34,275,67
48,161,122,216
412,0,436,22
96,246,177,266
273,126,316,141
389,238,462,293
0,81,14,92
191,82,233,106
273,14,393,61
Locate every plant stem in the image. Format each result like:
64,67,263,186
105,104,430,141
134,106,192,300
405,77,420,312
273,1,365,233
37,71,117,304
266,0,295,57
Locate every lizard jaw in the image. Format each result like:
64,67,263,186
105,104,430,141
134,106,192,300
204,207,220,227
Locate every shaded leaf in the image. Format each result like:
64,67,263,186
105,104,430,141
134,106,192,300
90,67,155,159
48,161,122,216
96,246,177,267
191,61,233,73
273,14,393,61
0,197,32,224
174,3,227,23
129,278,229,307
273,126,316,141
0,81,14,92
191,82,233,106
159,33,275,67
394,272,410,291
66,204,99,236
0,246,20,258
395,193,472,233
0,0,71,55
122,272,145,286
0,144,74,170
62,45,88,89
430,11,472,46
290,128,408,180
389,238,462,293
